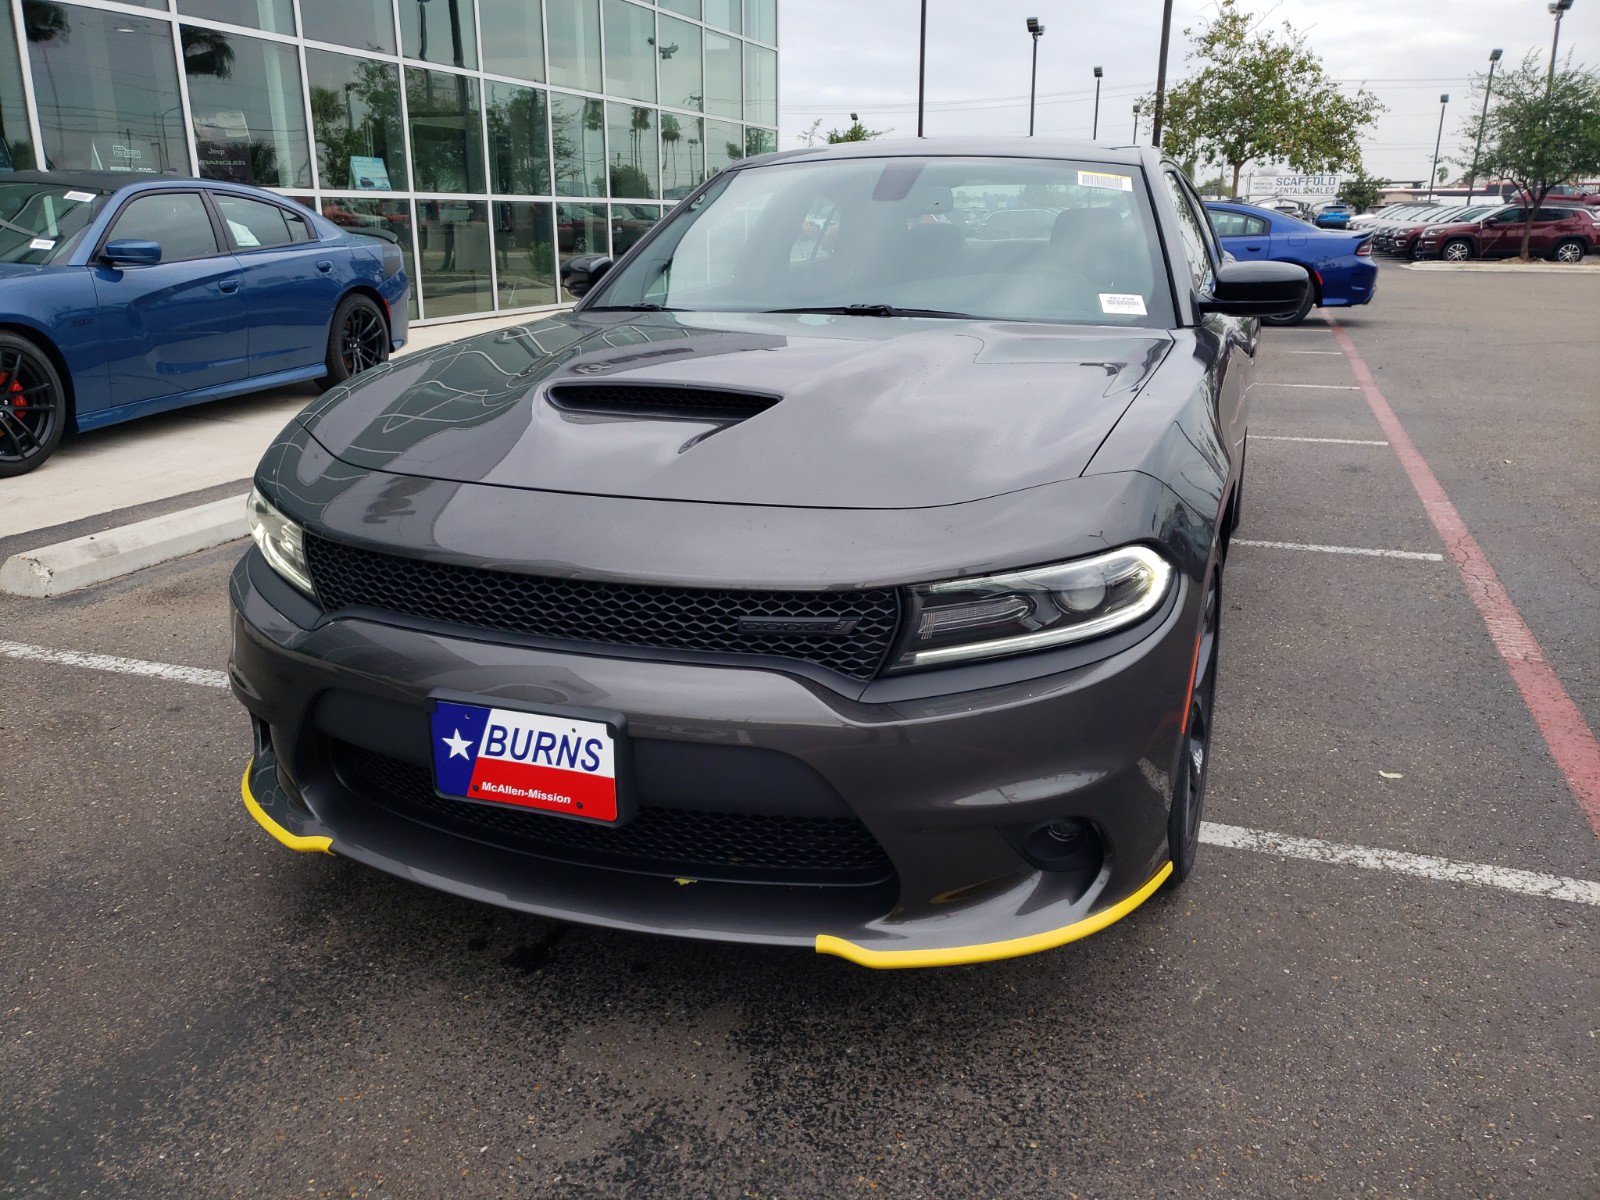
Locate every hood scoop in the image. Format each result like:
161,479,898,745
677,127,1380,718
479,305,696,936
547,382,780,422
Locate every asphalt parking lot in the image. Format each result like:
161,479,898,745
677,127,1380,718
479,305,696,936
2,265,1597,1198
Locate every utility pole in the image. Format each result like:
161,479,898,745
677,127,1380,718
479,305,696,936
1427,93,1449,203
916,0,928,138
1092,66,1103,139
1466,49,1502,203
1026,19,1045,136
1151,0,1175,147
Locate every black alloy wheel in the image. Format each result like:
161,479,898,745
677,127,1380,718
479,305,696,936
1165,571,1220,887
1261,280,1316,327
0,333,67,478
320,294,390,391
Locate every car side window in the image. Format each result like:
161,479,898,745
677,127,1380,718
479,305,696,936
1163,171,1215,291
1208,210,1248,238
1244,215,1268,237
1535,208,1570,222
284,208,315,243
107,192,220,262
214,194,299,250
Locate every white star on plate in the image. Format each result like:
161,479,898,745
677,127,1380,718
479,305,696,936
442,728,473,760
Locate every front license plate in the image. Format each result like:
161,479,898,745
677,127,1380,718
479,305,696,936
429,697,628,824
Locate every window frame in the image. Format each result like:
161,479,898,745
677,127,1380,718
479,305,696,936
1162,168,1219,297
93,189,230,265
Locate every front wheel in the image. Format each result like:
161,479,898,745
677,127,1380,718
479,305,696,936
1442,239,1473,262
1552,239,1586,264
0,332,67,478
318,294,390,391
1164,570,1220,887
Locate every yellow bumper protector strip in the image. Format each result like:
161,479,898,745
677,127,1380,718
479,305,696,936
240,764,333,854
815,861,1173,969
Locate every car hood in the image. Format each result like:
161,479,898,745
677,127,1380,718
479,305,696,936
297,311,1173,510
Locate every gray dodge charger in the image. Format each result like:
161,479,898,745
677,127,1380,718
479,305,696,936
231,140,1306,967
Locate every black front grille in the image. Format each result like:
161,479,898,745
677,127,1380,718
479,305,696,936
547,383,778,420
305,535,900,681
335,744,893,886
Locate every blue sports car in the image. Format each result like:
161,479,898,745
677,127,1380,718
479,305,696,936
0,171,409,476
1205,201,1376,326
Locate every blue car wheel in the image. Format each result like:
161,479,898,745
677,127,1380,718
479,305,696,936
0,332,67,478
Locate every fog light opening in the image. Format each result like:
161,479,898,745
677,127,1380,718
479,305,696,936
1021,818,1102,874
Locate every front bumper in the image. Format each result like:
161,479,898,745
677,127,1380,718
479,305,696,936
230,549,1196,967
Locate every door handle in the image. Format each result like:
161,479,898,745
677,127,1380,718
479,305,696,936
315,259,333,273
218,278,240,294
1245,244,1263,252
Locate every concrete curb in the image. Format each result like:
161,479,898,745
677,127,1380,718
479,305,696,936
0,493,249,597
1403,261,1600,274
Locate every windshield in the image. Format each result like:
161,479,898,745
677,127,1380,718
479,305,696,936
0,182,108,265
593,156,1175,327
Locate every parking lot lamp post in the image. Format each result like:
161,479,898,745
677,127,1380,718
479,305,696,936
916,0,927,137
1026,19,1045,136
1548,0,1574,90
1092,67,1103,139
1151,0,1175,147
1466,49,1502,203
1132,101,1141,144
1427,93,1449,203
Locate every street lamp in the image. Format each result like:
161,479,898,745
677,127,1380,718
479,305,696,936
1131,101,1142,144
1151,0,1175,147
1427,93,1449,203
1466,49,1502,203
1026,19,1045,137
1548,0,1574,89
916,0,928,137
1092,67,1103,139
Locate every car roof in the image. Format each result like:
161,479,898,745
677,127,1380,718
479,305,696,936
743,136,1151,169
0,169,186,194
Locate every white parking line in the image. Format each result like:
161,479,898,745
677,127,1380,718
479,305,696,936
8,638,1597,908
1201,822,1600,907
1233,539,1444,561
1257,383,1363,390
1253,435,1390,446
1279,350,1343,356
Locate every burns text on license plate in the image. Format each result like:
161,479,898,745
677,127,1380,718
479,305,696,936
430,700,619,822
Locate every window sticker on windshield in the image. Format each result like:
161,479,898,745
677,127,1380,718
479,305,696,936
64,190,96,203
28,238,55,251
1079,171,1134,192
1099,293,1147,316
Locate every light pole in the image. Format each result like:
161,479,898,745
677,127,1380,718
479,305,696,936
1026,19,1045,136
916,0,928,138
1092,66,1103,139
1466,49,1502,203
1131,101,1141,144
1548,0,1574,89
1427,93,1449,203
1151,0,1175,147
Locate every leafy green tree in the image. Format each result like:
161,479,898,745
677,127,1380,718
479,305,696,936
1337,169,1388,213
827,120,887,144
1159,0,1384,197
1456,52,1600,259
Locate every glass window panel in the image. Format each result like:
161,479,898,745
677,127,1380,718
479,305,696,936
0,4,35,170
407,68,485,192
321,197,418,318
109,192,221,260
27,5,186,175
607,103,656,199
743,0,775,43
176,0,295,35
417,199,492,317
704,32,740,119
602,0,655,104
657,16,701,112
307,51,406,192
300,0,396,54
703,118,742,176
546,0,601,94
659,113,702,201
556,202,608,277
494,201,556,307
661,0,699,16
480,0,545,83
704,0,740,33
182,27,313,188
550,94,605,197
610,202,658,255
401,0,477,69
743,125,774,156
488,82,550,195
214,192,296,248
743,43,775,126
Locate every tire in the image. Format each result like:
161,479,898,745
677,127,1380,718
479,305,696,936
1228,438,1247,538
1442,239,1473,262
318,293,390,391
1552,239,1585,264
1164,569,1220,888
0,332,68,478
1261,280,1315,327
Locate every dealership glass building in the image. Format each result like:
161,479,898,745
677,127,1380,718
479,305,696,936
0,0,778,322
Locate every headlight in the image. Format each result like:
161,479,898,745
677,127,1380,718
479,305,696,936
889,545,1174,672
246,488,315,596
1420,227,1441,236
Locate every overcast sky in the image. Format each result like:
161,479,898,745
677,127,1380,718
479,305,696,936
776,0,1594,186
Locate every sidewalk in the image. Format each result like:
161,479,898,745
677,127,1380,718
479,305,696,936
0,311,559,541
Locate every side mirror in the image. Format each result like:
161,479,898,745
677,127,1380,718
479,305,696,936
101,239,163,267
1197,260,1309,319
561,254,613,299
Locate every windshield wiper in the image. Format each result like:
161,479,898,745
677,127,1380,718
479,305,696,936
760,303,977,319
586,303,681,312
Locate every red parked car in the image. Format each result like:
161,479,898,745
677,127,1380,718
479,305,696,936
1413,205,1600,262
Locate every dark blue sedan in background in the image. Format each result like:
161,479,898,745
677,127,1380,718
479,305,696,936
0,171,408,476
1205,201,1376,326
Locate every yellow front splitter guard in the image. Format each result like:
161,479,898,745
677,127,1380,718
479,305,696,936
815,861,1173,969
240,764,333,854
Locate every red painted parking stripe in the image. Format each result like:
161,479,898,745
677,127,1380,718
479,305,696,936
1325,317,1600,837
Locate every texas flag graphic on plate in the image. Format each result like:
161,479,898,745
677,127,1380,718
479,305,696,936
430,700,620,823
